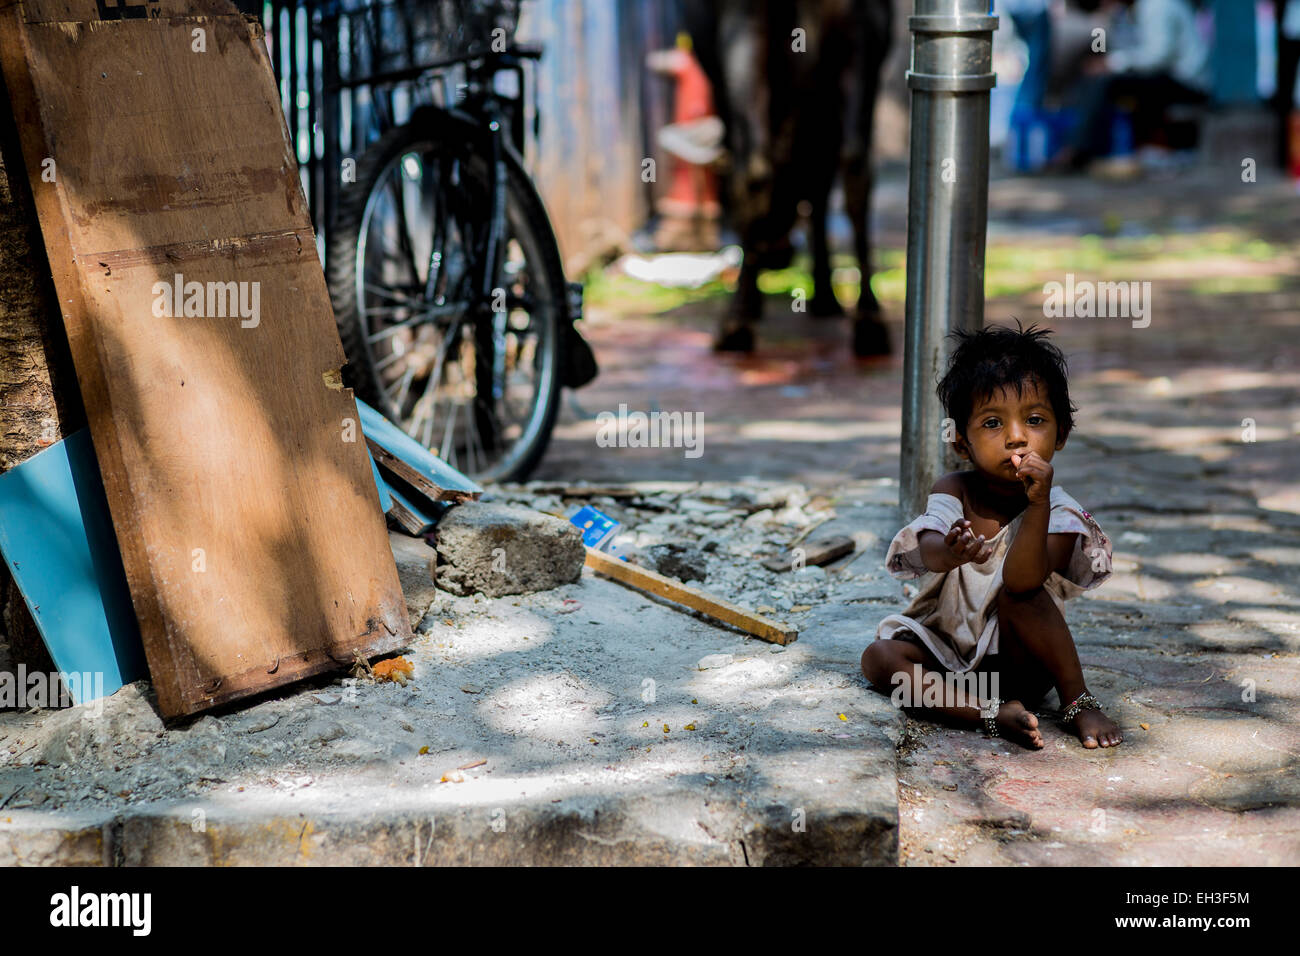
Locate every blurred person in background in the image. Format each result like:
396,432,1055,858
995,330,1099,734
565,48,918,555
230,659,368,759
1048,0,1210,172
1000,0,1054,118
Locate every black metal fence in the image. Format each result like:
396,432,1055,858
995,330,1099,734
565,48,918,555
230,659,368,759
236,0,522,257
242,0,687,273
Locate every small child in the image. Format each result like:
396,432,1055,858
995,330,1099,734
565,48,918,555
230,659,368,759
861,323,1122,749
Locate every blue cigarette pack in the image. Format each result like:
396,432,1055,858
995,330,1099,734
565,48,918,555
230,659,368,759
569,505,620,551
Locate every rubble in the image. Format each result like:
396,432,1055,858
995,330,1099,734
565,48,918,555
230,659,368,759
434,501,586,597
490,478,903,618
644,543,708,582
0,478,909,865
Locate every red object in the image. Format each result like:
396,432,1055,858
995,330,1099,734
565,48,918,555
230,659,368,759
669,48,713,125
657,48,720,218
1290,111,1300,183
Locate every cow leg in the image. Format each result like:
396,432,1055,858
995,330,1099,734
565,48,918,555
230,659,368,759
841,7,890,357
711,1,769,354
717,160,769,353
842,158,888,355
714,256,761,352
808,184,843,318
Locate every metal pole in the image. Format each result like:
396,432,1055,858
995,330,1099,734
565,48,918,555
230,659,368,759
899,0,997,518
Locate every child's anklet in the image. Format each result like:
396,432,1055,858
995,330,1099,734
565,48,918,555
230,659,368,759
979,697,1002,738
1063,691,1102,722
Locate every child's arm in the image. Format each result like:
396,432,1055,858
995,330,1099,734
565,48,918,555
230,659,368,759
1002,451,1077,593
917,521,993,573
914,473,993,573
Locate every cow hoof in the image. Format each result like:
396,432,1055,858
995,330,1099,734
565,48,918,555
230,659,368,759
809,293,844,318
714,322,756,353
852,316,891,357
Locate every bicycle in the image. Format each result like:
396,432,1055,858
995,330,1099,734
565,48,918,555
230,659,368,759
323,0,595,482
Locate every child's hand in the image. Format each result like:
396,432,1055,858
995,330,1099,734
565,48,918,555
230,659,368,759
1011,451,1053,504
944,519,994,566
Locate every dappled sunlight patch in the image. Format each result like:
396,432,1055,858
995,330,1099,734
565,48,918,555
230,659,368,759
1186,575,1295,606
478,672,614,739
1100,570,1179,604
1247,547,1300,567
1142,554,1246,576
429,606,557,661
736,419,897,442
1186,619,1299,654
1223,606,1300,633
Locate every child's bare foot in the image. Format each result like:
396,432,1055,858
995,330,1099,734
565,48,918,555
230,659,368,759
995,700,1044,750
1072,708,1123,748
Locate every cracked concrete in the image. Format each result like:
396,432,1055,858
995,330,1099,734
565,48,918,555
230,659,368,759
0,481,907,866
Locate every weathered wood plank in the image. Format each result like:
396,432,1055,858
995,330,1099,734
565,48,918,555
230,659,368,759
761,535,856,573
357,399,482,503
584,547,798,645
0,0,411,717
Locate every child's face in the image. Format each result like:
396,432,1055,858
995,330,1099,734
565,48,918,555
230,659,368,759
956,377,1066,484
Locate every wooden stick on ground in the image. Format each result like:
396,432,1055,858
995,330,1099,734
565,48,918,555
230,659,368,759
584,547,798,645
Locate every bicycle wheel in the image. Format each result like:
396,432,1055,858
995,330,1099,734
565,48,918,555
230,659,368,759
328,109,563,483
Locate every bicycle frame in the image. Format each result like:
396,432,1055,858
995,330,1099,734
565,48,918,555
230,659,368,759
392,46,544,449
321,0,591,479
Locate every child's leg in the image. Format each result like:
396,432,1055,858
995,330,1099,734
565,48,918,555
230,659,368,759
996,586,1123,748
861,638,1044,749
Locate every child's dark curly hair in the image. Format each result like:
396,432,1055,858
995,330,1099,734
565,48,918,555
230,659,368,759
936,321,1077,442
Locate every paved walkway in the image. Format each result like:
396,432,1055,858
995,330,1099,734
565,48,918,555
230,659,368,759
2,167,1296,866
537,166,1300,865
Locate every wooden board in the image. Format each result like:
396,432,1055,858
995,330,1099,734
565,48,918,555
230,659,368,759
385,482,436,536
584,547,798,645
357,399,482,503
0,430,148,704
0,0,411,717
761,535,856,573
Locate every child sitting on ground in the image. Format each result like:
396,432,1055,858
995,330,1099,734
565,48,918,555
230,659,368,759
861,323,1122,749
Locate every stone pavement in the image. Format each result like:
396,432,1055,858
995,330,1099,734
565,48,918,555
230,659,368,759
894,468,1300,866
535,165,1300,865
2,461,1295,865
2,167,1297,866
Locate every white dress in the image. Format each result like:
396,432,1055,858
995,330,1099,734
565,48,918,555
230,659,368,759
874,485,1113,673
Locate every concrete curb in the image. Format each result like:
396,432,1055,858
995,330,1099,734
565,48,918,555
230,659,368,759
2,744,901,866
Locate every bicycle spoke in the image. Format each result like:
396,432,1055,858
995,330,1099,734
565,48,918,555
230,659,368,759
388,167,423,286
345,131,561,482
466,396,483,476
364,284,423,306
440,398,459,470
388,363,417,413
362,304,423,317
367,313,425,345
366,302,468,345
404,319,460,452
419,394,437,451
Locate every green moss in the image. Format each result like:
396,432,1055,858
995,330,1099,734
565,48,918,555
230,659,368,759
581,267,729,314
1188,275,1284,295
580,226,1297,318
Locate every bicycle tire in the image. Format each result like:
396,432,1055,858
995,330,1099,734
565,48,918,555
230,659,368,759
327,107,565,483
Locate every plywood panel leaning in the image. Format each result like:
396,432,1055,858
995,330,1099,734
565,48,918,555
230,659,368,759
0,0,412,717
